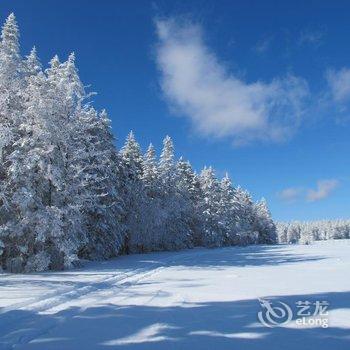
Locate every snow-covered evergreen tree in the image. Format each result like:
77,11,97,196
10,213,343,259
234,187,258,245
69,107,124,260
253,198,277,244
158,136,191,250
119,132,149,253
0,13,21,82
176,157,202,246
218,174,241,245
0,13,33,272
198,167,226,247
142,143,160,198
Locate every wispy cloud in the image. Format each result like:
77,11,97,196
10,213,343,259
279,179,339,203
298,29,324,48
326,68,350,103
253,36,273,54
155,18,309,145
323,68,350,122
278,187,303,202
306,179,339,202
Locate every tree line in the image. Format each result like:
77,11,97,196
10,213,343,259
276,220,350,244
0,14,276,273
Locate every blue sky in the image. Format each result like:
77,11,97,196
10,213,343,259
1,0,349,221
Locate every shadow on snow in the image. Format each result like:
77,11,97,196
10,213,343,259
0,244,346,350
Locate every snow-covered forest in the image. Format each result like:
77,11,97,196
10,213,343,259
276,220,350,244
0,14,277,273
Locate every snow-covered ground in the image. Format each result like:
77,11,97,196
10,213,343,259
1,240,350,350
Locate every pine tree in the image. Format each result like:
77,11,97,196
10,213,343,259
0,13,22,162
119,132,148,253
198,167,225,247
233,186,257,245
218,174,241,245
253,198,277,244
0,13,20,81
23,47,41,77
120,131,143,180
0,13,29,272
69,108,124,259
158,137,191,250
142,143,159,198
159,135,175,191
176,157,202,245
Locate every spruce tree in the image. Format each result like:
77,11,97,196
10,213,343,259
253,198,277,244
159,136,191,250
219,174,240,245
119,132,148,253
142,143,159,198
176,158,202,246
199,167,225,247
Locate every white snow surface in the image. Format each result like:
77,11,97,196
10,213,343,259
1,240,350,349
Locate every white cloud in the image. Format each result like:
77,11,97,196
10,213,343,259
278,187,303,202
326,68,350,103
306,179,339,202
279,179,339,203
155,18,309,145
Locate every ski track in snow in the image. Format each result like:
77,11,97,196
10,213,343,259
0,249,206,349
1,241,350,350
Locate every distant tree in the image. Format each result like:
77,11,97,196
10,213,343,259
277,220,350,244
